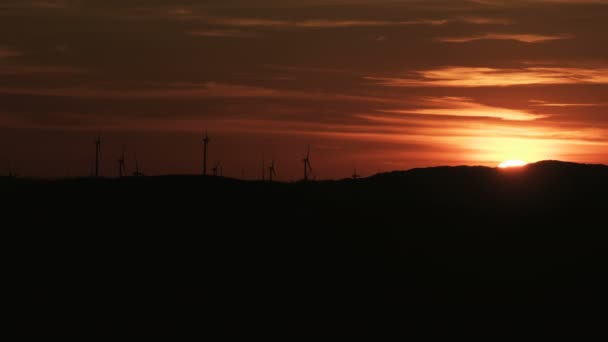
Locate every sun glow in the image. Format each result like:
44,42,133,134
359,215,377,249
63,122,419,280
498,160,528,168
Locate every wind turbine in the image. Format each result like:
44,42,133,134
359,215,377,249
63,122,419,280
352,168,360,179
133,152,144,177
262,154,266,181
212,161,221,177
268,160,276,182
7,161,16,178
118,149,126,177
302,145,312,181
94,135,101,177
202,131,210,176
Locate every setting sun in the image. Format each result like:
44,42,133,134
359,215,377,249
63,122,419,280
498,160,528,168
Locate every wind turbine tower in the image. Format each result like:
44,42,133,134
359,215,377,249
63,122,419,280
203,132,210,176
262,154,266,181
7,161,14,178
213,161,221,177
268,160,276,182
94,135,101,177
133,153,144,177
302,145,313,181
118,151,126,177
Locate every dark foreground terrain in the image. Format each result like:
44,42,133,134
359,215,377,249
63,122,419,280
4,160,608,337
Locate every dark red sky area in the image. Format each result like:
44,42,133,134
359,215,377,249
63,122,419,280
1,0,607,179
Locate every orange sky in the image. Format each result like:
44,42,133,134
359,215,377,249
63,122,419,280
1,0,607,179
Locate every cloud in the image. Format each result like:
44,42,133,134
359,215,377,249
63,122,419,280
0,46,83,75
468,0,608,5
0,1,72,10
187,29,261,38
174,14,512,30
459,16,512,25
0,82,403,105
366,66,608,87
264,64,356,74
529,99,606,107
0,47,22,59
367,34,388,42
378,96,545,121
437,33,572,43
0,82,279,99
203,17,448,28
0,64,84,75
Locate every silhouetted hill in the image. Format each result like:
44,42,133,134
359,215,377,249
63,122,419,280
5,160,608,337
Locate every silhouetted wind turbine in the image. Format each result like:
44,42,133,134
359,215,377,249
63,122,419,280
118,149,126,177
212,161,221,177
133,153,144,177
94,135,101,177
7,161,16,178
302,145,313,181
268,160,276,182
262,154,266,181
202,132,210,176
352,168,360,179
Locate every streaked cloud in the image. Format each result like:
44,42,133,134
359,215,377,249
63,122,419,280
366,67,608,87
380,97,545,121
0,46,82,75
459,16,512,25
203,17,448,28
0,82,402,105
187,29,261,38
174,13,512,30
0,82,279,99
0,47,22,59
0,1,72,10
0,64,84,75
437,33,572,43
529,100,606,107
470,0,608,5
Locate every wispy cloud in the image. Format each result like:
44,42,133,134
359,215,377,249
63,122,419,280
470,0,608,5
0,82,402,105
0,46,84,75
379,96,545,121
187,29,261,38
0,1,72,10
366,66,608,87
0,47,22,59
173,13,513,30
0,64,84,75
264,64,357,74
529,99,606,107
0,82,279,99
437,33,572,43
459,16,512,25
205,17,448,28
